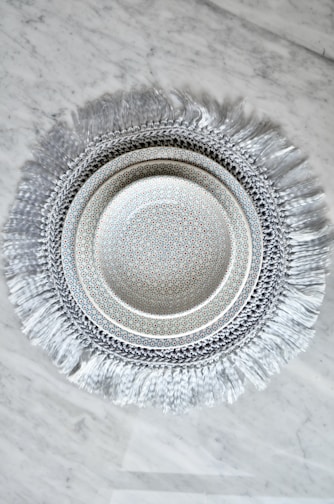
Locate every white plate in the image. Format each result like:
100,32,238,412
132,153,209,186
96,174,232,317
76,160,250,335
62,147,262,348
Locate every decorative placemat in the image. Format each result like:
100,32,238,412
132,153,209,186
3,89,332,413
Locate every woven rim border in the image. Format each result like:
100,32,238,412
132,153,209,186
3,88,332,413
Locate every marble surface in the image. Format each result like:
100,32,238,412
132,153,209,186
0,0,334,502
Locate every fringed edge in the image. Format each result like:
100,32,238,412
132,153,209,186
3,88,332,413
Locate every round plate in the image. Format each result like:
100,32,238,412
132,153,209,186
76,160,250,335
62,147,262,348
97,175,233,316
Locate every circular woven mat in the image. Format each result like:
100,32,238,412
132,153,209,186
3,89,331,412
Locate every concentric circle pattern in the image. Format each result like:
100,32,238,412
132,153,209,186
52,131,282,357
5,89,330,412
62,150,262,347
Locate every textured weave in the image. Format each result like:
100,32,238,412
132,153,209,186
3,89,332,412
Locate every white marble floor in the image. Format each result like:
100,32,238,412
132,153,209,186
1,0,334,502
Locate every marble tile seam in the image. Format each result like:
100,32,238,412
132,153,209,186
89,470,334,496
199,0,334,65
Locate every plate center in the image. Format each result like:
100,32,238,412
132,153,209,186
96,175,232,316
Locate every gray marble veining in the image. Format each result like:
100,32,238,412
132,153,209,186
211,0,334,60
0,0,333,502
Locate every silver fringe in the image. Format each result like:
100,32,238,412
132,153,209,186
3,89,332,413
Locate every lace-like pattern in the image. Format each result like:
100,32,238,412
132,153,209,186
42,124,285,364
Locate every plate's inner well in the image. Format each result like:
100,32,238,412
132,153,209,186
96,175,232,316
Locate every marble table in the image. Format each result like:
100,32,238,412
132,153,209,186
0,1,333,502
